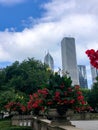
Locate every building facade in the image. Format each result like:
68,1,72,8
44,52,54,71
78,65,88,88
91,65,98,83
61,37,79,85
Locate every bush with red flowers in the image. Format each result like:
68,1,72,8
5,101,27,114
27,88,49,115
5,73,92,115
27,73,92,115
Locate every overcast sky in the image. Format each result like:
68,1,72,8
0,0,98,88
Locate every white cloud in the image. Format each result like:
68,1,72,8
0,0,98,87
0,0,25,6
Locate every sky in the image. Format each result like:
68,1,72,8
0,0,98,88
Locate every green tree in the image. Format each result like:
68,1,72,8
88,77,98,110
2,58,52,94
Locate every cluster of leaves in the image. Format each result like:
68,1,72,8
85,49,98,69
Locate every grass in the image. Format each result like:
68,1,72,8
0,119,32,130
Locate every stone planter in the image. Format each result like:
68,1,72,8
47,108,74,126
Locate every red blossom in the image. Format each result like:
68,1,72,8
38,88,48,95
64,91,67,96
21,105,26,112
81,100,86,105
47,101,53,105
77,95,84,101
75,85,80,90
76,91,82,95
55,91,60,98
85,49,98,69
32,103,39,108
33,93,38,98
68,87,72,92
69,99,75,104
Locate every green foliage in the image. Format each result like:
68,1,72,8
0,89,29,111
88,77,98,109
0,57,52,112
47,72,72,90
0,58,52,94
81,88,91,101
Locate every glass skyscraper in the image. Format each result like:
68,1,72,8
61,37,79,85
78,65,88,88
91,65,98,83
44,52,54,71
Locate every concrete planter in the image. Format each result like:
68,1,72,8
47,108,74,126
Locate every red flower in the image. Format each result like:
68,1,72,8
69,99,75,104
76,91,82,95
32,103,39,108
77,95,84,101
21,105,26,112
33,93,38,98
64,91,67,96
68,87,72,92
55,91,60,98
38,88,48,95
47,101,53,105
85,49,98,69
75,85,80,90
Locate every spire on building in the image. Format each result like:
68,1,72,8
44,52,54,71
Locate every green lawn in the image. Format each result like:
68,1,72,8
0,119,32,130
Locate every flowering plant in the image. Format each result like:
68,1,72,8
27,88,48,115
27,73,92,115
5,101,27,114
85,49,98,69
5,73,92,115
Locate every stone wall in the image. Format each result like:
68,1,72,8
72,113,98,120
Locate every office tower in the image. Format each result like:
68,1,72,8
78,65,88,88
44,52,54,71
91,65,98,83
61,37,79,85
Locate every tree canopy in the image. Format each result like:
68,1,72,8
0,58,52,94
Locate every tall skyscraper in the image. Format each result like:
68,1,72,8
91,65,98,83
78,65,88,88
61,37,79,85
44,52,54,71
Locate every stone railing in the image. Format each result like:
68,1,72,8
11,113,98,130
32,116,82,130
11,115,33,126
11,115,82,130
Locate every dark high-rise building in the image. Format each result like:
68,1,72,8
78,65,88,88
91,65,98,83
61,37,79,85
